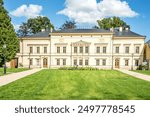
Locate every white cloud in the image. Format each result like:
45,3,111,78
58,0,139,24
10,4,43,18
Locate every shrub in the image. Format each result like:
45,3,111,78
137,64,149,70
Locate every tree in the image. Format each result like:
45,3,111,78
17,16,54,36
0,0,19,66
97,16,130,30
60,21,76,29
17,23,30,37
27,16,54,34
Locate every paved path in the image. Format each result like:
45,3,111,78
0,69,42,87
117,69,150,82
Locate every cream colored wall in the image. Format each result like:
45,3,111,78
50,34,113,69
113,38,145,70
17,38,51,68
16,34,145,70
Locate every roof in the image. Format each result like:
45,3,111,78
114,29,145,37
24,30,50,38
146,40,150,44
52,29,111,33
22,28,145,38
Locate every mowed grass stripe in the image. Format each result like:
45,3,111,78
0,70,150,100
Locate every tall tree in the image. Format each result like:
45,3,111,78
27,16,54,34
17,16,54,36
60,21,76,29
0,0,19,66
97,16,130,30
17,23,30,37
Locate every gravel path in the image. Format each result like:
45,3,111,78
0,69,42,87
117,69,150,82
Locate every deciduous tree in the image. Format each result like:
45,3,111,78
97,17,130,30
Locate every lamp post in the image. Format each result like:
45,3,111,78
131,53,134,71
3,44,7,74
29,52,31,69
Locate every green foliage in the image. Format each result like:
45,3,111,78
0,0,19,66
60,20,76,29
137,64,149,70
17,16,54,36
97,16,130,30
17,23,29,37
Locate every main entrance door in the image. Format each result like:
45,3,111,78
43,58,48,68
115,59,120,69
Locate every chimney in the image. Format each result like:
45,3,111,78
125,27,129,31
50,27,53,33
119,27,123,32
110,27,114,32
41,29,45,32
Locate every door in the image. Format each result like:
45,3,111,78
10,58,18,68
43,58,48,68
115,59,120,69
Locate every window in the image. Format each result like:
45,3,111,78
85,46,89,53
135,46,140,54
74,59,77,65
79,59,83,65
74,47,77,53
135,60,139,66
63,59,66,66
80,47,83,53
115,47,119,53
85,59,89,66
63,47,66,53
37,47,40,54
125,47,129,53
57,47,60,53
125,60,129,66
57,59,60,65
103,47,107,53
44,47,47,54
96,59,100,66
29,47,33,53
96,47,100,53
36,59,40,66
29,59,33,65
102,59,106,66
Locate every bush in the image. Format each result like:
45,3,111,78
59,67,98,70
137,64,149,70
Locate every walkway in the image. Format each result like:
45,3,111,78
0,69,42,87
117,69,150,82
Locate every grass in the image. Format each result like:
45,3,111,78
0,68,29,76
133,70,150,75
0,70,150,100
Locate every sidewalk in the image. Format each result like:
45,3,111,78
0,69,42,87
117,69,150,82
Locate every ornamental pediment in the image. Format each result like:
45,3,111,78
72,40,91,46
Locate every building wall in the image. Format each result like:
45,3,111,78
145,44,150,60
16,33,145,70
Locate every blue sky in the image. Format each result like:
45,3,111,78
4,0,150,42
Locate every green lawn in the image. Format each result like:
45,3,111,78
0,68,29,76
134,70,150,76
0,70,150,100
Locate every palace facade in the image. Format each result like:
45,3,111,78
15,28,145,70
